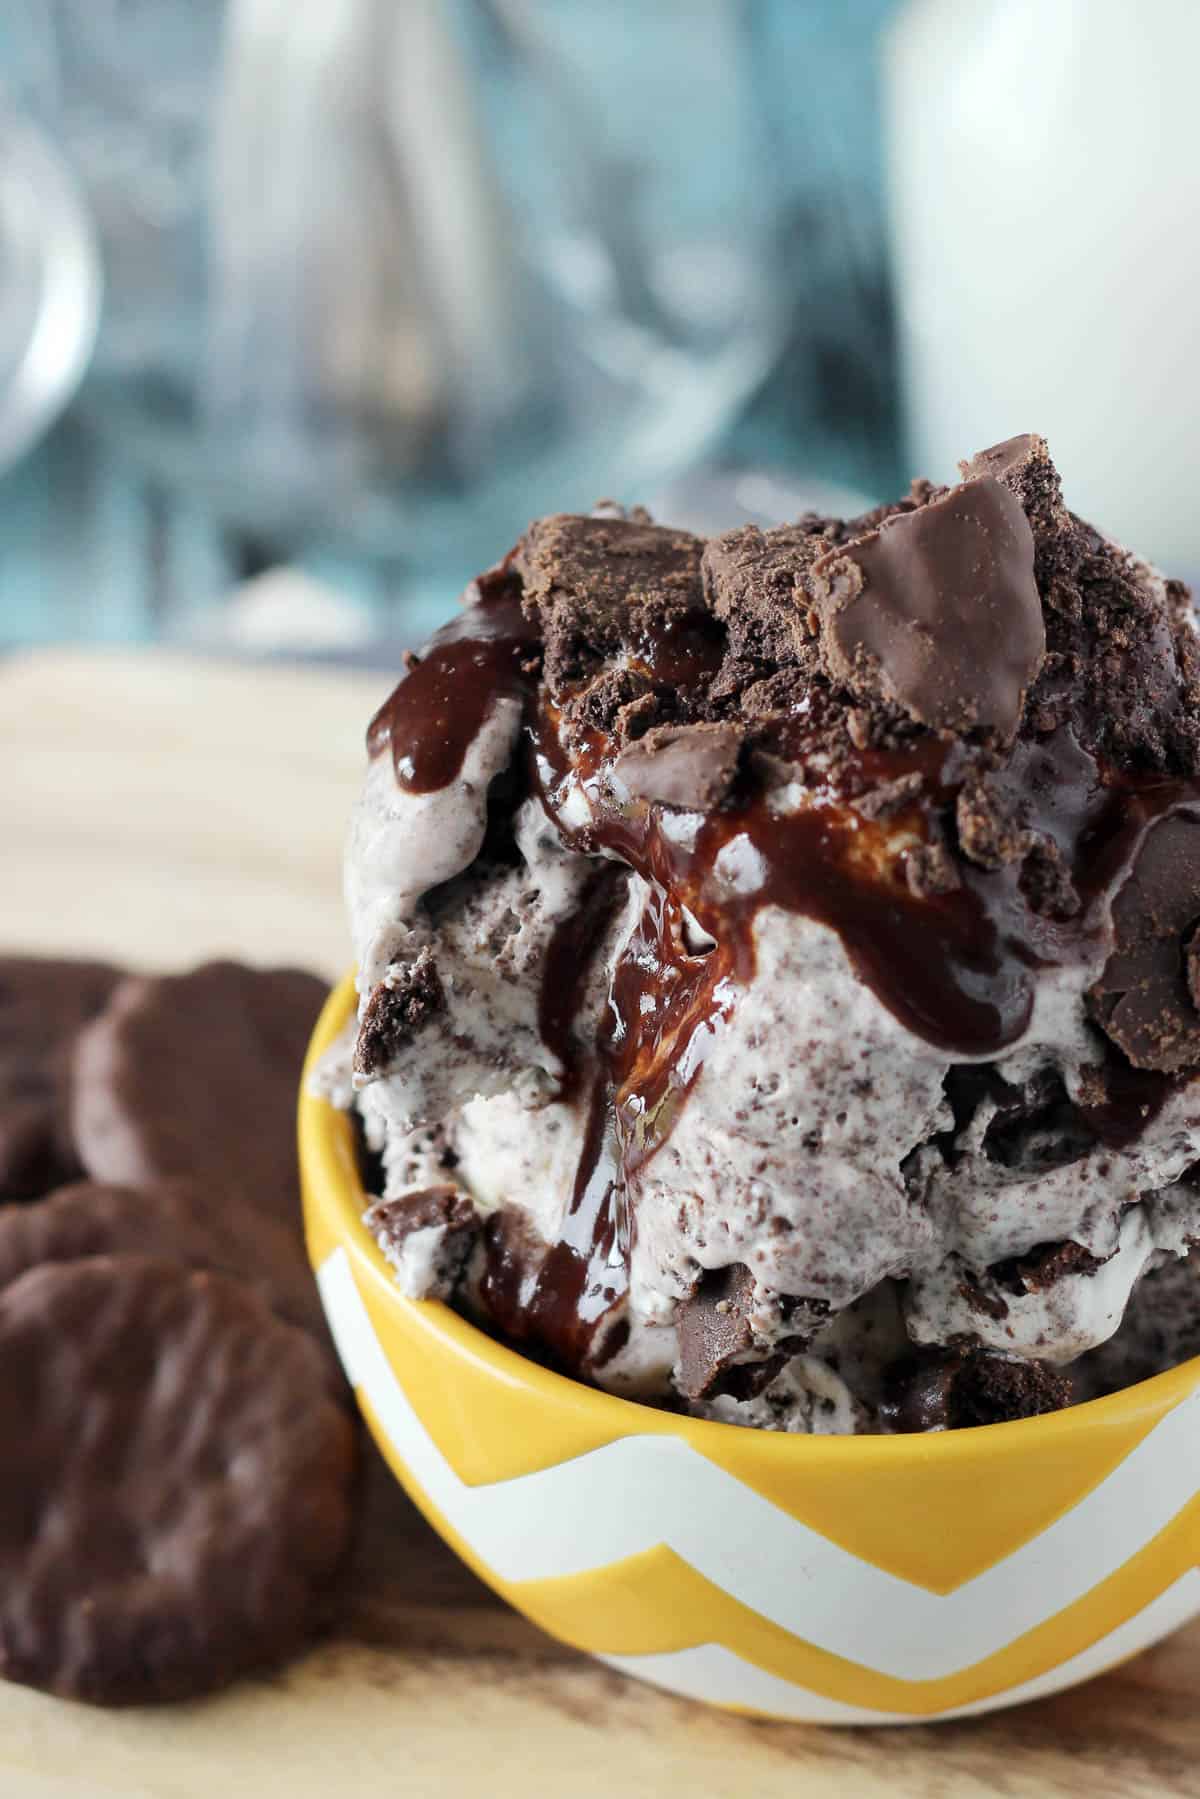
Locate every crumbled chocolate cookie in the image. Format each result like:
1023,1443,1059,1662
955,768,1032,869
905,840,962,899
0,1256,356,1704
612,721,742,812
1020,837,1082,921
569,666,654,743
0,958,122,1202
700,522,827,670
515,513,705,700
810,477,1045,742
355,948,446,1079
880,1347,1072,1432
966,436,1200,776
734,664,813,720
852,771,925,822
1089,812,1200,1071
991,1237,1110,1298
71,962,328,1226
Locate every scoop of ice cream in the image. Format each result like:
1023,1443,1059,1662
336,436,1200,1430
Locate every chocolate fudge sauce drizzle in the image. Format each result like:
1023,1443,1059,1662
478,863,637,1371
366,567,539,794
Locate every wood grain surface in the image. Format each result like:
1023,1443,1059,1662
2,648,1197,1799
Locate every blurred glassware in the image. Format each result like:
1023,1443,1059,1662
887,0,1200,572
5,0,795,578
0,99,98,472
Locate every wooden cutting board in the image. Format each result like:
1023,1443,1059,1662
2,648,1197,1799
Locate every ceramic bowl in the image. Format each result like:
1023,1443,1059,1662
300,974,1200,1724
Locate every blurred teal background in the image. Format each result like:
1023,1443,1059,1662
0,0,898,649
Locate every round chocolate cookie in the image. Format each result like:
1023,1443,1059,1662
0,958,122,1202
0,1256,357,1705
0,1178,329,1347
71,962,328,1227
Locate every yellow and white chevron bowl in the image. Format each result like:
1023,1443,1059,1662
301,975,1200,1725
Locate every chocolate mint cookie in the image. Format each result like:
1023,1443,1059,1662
0,1178,329,1345
0,1256,356,1705
72,962,328,1227
0,958,122,1202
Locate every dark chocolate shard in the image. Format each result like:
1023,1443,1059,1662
880,1347,1073,1433
612,721,742,812
676,1264,774,1401
354,950,446,1079
811,477,1045,742
1089,811,1200,1072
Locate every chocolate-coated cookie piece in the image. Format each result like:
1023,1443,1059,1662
0,958,122,1201
811,477,1045,742
675,1264,808,1403
71,962,328,1227
0,1256,357,1704
879,1346,1072,1433
0,1178,328,1345
1090,812,1200,1072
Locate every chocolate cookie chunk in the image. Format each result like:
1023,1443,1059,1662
612,721,742,812
701,521,828,670
880,1347,1072,1433
354,949,446,1079
675,1265,794,1402
0,958,122,1201
366,1185,480,1299
71,962,328,1226
514,513,705,701
0,1256,356,1704
0,1178,328,1344
1090,812,1200,1072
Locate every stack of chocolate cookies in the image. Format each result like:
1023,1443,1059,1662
0,957,358,1706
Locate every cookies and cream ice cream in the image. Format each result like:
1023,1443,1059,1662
332,435,1200,1431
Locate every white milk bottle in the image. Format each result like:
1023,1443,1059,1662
886,0,1200,569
